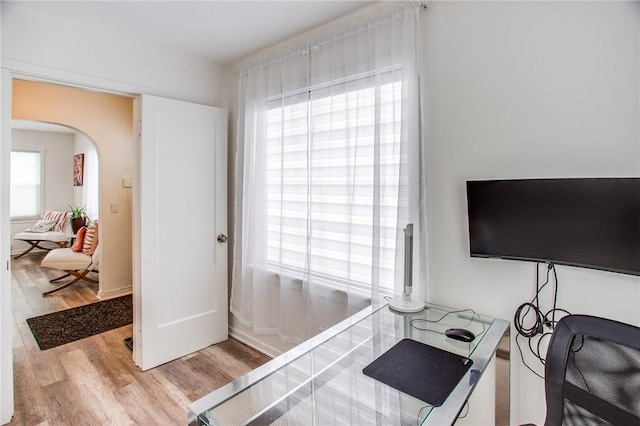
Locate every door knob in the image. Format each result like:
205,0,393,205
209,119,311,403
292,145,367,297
217,234,228,243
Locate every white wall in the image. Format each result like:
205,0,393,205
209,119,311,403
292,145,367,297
422,1,640,424
1,4,231,424
228,2,640,422
10,129,74,253
1,2,229,108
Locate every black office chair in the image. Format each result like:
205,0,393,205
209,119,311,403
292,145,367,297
542,314,640,425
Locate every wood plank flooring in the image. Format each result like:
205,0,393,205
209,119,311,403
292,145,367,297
9,251,271,425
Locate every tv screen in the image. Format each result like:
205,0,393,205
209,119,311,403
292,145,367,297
466,178,640,276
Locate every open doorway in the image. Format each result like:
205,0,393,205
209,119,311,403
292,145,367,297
3,76,235,424
5,78,140,423
11,78,134,300
9,78,135,353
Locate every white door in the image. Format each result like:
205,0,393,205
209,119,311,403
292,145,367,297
134,94,228,370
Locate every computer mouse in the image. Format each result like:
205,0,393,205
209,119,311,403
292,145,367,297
445,328,476,343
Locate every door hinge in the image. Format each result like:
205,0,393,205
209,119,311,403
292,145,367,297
137,120,142,137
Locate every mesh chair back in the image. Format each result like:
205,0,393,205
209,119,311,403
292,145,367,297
544,315,640,426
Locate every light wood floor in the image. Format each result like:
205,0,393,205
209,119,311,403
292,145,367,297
9,251,271,425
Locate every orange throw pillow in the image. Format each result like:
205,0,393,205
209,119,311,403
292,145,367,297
71,227,87,252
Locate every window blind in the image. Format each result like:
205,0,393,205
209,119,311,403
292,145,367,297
265,74,403,292
10,151,42,218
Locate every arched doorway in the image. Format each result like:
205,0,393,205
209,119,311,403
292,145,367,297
10,120,101,297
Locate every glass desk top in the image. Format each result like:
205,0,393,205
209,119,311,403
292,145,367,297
188,301,509,426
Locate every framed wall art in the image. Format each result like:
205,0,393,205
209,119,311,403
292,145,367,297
73,153,84,186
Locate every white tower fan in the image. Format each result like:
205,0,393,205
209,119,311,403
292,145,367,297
388,223,424,313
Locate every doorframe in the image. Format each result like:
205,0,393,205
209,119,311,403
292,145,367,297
1,69,14,426
0,64,143,424
131,97,142,367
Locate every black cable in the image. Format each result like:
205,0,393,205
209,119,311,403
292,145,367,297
551,265,559,326
535,332,553,364
513,262,570,379
543,308,571,329
410,309,486,337
411,309,485,358
409,309,485,334
513,302,543,338
534,262,541,307
513,263,553,338
514,263,554,338
457,400,470,419
515,333,544,379
411,308,481,325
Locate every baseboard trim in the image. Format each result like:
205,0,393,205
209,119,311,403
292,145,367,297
229,326,285,359
97,287,132,300
497,348,510,360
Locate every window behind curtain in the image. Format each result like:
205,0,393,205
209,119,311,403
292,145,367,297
265,73,402,293
10,150,43,219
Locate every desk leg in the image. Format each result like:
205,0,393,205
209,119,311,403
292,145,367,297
495,327,510,426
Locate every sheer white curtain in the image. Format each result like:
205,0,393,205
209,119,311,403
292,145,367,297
232,3,424,344
82,140,99,222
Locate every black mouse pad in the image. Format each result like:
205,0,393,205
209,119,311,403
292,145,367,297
362,338,473,406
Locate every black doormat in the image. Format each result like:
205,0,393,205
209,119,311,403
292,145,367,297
363,338,473,406
26,295,133,350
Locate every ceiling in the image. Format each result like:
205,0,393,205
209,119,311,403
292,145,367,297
10,0,376,65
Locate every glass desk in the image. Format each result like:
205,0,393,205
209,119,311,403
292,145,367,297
188,302,509,426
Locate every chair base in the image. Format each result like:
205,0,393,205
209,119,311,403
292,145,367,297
14,240,69,259
43,270,99,296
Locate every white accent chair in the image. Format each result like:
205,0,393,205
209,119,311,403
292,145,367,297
13,211,71,259
40,244,99,296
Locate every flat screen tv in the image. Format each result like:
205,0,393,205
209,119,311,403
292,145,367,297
466,178,640,276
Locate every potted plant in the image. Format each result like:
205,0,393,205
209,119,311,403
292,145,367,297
69,204,89,234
